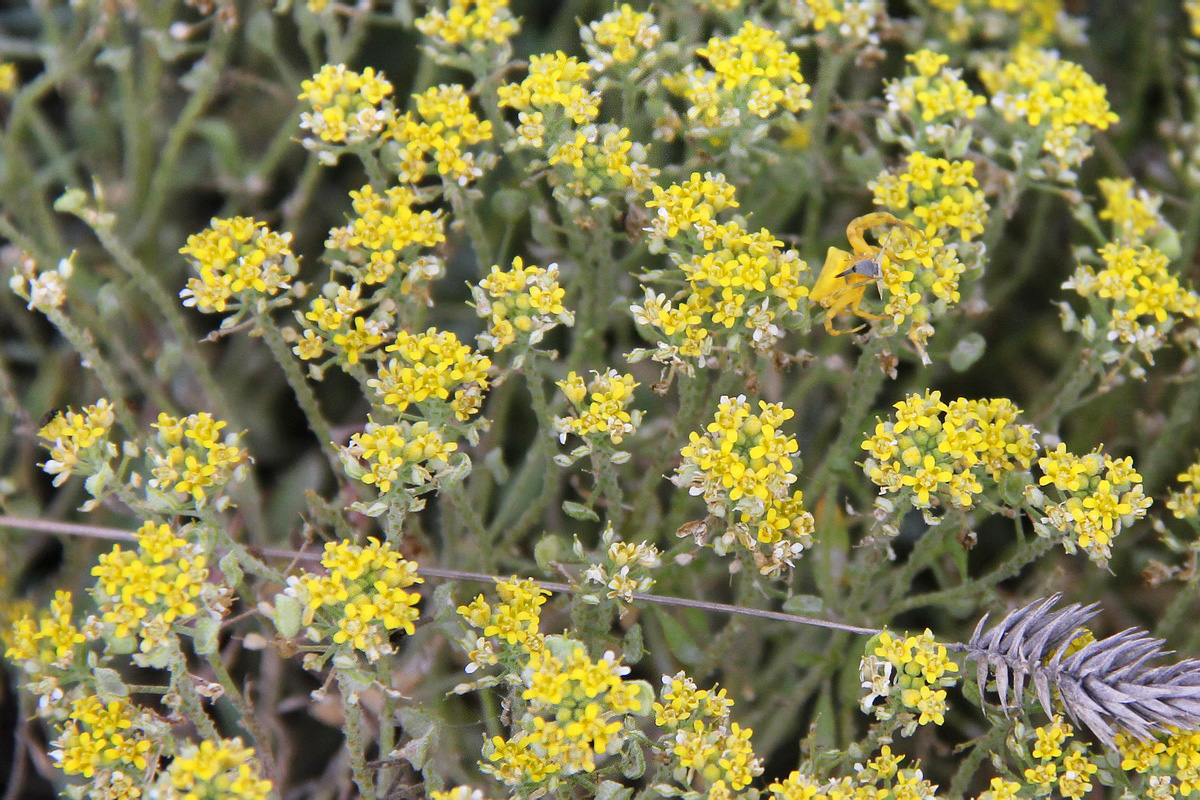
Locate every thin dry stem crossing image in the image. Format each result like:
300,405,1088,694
3,2,1200,800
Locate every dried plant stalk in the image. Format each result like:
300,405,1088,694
965,594,1200,749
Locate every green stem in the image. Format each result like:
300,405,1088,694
337,672,378,800
891,534,1056,614
201,647,279,786
806,336,888,501
1140,371,1200,491
170,641,221,742
256,320,342,473
89,224,239,425
443,479,489,568
131,28,234,243
947,724,1009,799
42,307,138,433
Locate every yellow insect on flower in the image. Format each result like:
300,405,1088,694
810,212,912,335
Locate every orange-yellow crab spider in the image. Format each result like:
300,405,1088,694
811,212,914,335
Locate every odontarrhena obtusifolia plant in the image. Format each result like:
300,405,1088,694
7,2,1200,800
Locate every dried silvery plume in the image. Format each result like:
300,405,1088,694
963,594,1200,749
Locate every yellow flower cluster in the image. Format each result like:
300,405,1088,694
1033,443,1151,565
386,84,494,186
654,671,763,792
498,51,657,201
482,636,652,787
581,4,661,71
634,173,810,365
1167,459,1200,521
864,223,966,354
859,629,960,736
979,45,1118,170
675,395,816,577
282,539,422,663
458,577,551,671
547,123,658,197
554,369,641,446
667,21,812,130
179,217,298,315
924,0,1068,47
91,521,226,661
343,419,460,496
324,184,446,289
770,746,938,800
1015,717,1099,800
367,327,491,421
498,52,600,127
862,392,1038,512
415,0,518,50
4,590,89,672
155,738,272,800
1098,177,1167,244
298,64,395,147
51,695,157,789
8,250,72,311
871,152,989,242
431,789,492,800
1118,727,1200,796
583,532,660,602
884,49,987,127
294,284,386,367
1064,240,1199,369
0,61,17,94
471,256,572,353
147,411,247,507
37,399,117,487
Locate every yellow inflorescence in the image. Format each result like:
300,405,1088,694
325,184,446,287
1097,178,1167,244
472,256,573,352
654,671,762,792
158,738,272,800
387,84,494,186
554,369,640,445
1167,459,1200,521
298,64,395,146
179,217,298,315
284,540,422,663
860,629,960,735
458,577,551,668
1016,717,1099,800
979,45,1118,168
862,391,1039,511
635,173,810,363
90,521,225,654
51,695,157,787
3,590,89,671
0,62,17,94
415,0,519,49
482,638,651,786
367,327,491,421
547,124,658,197
667,20,812,129
37,399,117,486
1035,443,1152,566
147,411,247,506
676,395,815,576
885,49,987,124
583,4,661,69
1117,727,1200,794
497,52,601,127
344,419,460,495
871,152,989,242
